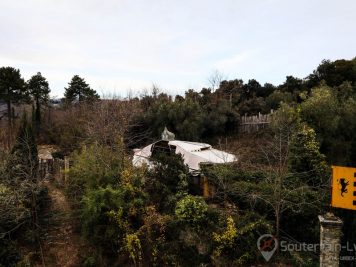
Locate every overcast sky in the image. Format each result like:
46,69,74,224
0,0,355,98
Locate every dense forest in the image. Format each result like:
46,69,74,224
1,57,356,266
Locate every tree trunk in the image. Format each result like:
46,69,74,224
275,205,281,255
276,212,280,241
7,100,12,148
35,98,41,127
229,93,232,109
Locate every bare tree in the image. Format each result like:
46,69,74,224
82,99,150,149
208,69,226,92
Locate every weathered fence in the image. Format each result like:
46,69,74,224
38,157,69,184
38,158,54,179
239,110,273,133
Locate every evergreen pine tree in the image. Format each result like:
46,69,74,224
64,75,100,104
27,72,50,128
0,67,27,146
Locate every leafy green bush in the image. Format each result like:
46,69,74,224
146,152,189,212
212,214,272,266
175,195,208,226
289,125,329,186
82,186,139,247
66,144,124,201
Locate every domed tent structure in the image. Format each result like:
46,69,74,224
133,139,236,174
132,128,237,196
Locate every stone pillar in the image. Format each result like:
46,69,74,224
318,213,343,267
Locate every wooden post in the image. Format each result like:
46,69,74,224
64,156,69,183
201,176,210,198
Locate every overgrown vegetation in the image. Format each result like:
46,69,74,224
0,115,47,267
1,57,356,266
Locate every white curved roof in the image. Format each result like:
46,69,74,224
169,140,211,152
132,140,237,173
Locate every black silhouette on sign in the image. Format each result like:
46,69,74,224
338,178,349,197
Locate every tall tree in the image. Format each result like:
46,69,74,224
279,75,304,93
307,58,356,88
0,67,27,146
64,75,100,104
27,72,50,126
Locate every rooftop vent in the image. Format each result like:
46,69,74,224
161,126,175,141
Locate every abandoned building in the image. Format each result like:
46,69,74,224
132,127,237,197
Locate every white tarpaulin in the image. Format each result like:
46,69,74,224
132,140,237,173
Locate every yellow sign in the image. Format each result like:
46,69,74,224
331,166,356,210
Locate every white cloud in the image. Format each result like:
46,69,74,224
214,50,259,71
0,0,355,97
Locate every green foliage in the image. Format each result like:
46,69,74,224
123,233,143,266
64,75,100,104
27,72,50,126
81,172,146,251
175,172,189,198
0,147,48,267
134,205,173,266
212,214,272,266
151,152,189,190
279,75,305,94
301,85,339,140
2,57,354,266
0,183,30,234
67,143,123,200
175,195,208,226
203,164,251,202
146,152,189,212
27,72,50,103
289,125,329,186
203,164,266,185
141,99,205,141
270,103,300,134
308,58,356,87
81,186,126,246
266,90,293,110
0,67,27,104
300,83,356,164
83,256,98,267
0,66,28,135
202,105,325,266
237,97,268,115
202,99,240,138
136,95,240,142
67,143,147,264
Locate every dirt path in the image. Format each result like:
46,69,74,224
37,180,86,267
